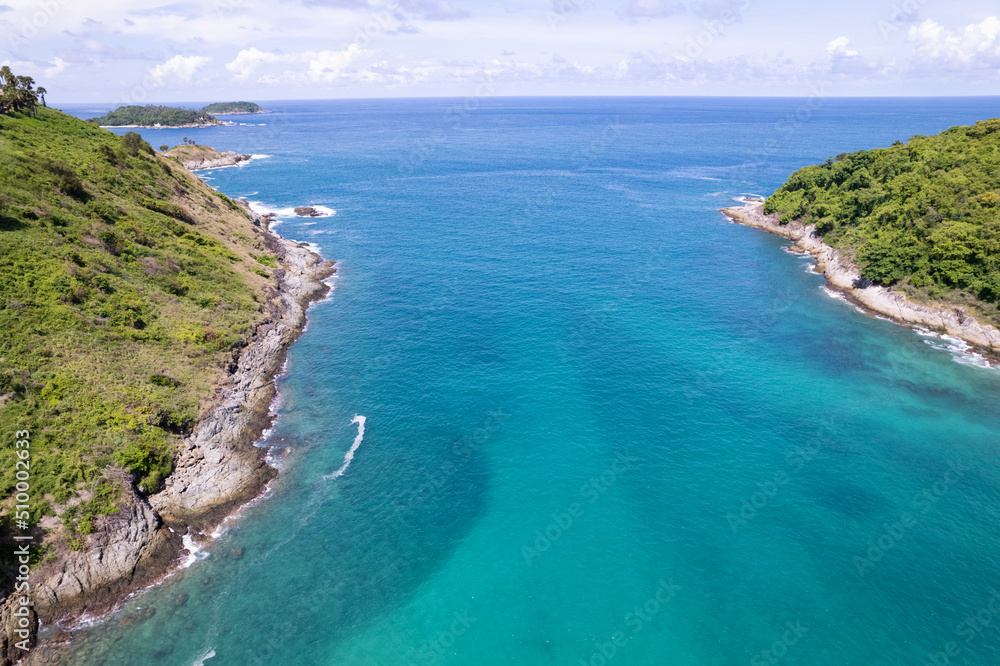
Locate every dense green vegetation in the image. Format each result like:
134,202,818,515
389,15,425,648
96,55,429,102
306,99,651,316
765,119,1000,321
201,101,264,115
0,66,44,116
88,105,219,127
0,106,278,542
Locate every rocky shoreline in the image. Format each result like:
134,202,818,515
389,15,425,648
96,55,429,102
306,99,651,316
722,202,1000,359
183,151,253,171
97,122,235,129
3,206,335,665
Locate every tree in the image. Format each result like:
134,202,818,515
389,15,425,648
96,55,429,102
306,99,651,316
159,145,169,152
0,67,40,116
122,131,149,157
36,87,47,107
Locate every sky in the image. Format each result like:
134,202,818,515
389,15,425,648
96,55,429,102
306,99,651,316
0,0,998,102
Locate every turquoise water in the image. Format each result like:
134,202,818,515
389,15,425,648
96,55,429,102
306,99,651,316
58,98,1000,665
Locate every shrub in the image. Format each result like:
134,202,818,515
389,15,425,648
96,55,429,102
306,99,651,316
122,131,152,157
149,374,180,388
113,439,172,494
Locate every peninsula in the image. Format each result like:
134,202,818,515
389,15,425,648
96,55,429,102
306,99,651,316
723,118,1000,357
0,88,334,661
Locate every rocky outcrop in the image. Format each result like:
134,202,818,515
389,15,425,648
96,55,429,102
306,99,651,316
13,205,335,662
0,595,37,666
31,474,178,622
722,202,1000,356
183,151,251,171
151,212,335,528
293,206,322,217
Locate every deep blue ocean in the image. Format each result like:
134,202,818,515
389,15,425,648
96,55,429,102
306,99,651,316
55,97,1000,665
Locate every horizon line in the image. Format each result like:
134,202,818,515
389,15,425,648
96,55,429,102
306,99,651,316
51,93,1000,107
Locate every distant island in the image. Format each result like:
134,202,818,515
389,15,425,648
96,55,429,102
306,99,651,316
723,118,1000,356
88,105,221,128
201,101,268,115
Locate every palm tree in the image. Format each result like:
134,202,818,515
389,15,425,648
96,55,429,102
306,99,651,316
0,68,39,116
36,87,46,107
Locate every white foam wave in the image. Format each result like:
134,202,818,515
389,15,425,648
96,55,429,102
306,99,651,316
295,205,336,217
913,328,994,369
68,613,105,631
192,648,217,665
180,533,210,568
821,286,867,314
821,286,848,303
245,201,336,220
250,154,271,159
324,416,367,480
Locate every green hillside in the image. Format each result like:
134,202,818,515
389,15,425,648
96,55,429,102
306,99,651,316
0,106,281,541
88,105,219,127
201,101,265,115
765,119,1000,322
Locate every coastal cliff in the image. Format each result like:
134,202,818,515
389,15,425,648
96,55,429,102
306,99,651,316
0,107,334,663
722,202,1000,356
151,213,332,528
23,212,332,662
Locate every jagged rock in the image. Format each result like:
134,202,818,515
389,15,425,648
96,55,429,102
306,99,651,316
293,206,322,217
0,594,37,666
182,151,252,171
31,476,178,623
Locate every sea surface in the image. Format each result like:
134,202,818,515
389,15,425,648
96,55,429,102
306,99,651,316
55,97,1000,665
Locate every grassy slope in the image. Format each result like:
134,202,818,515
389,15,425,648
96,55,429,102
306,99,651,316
764,118,1000,325
0,107,281,544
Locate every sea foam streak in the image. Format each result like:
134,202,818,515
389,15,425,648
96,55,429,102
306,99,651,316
192,648,216,665
324,416,367,480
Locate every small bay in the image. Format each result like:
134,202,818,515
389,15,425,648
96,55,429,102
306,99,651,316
58,97,1000,665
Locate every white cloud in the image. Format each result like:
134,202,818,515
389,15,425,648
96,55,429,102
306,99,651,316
148,55,212,86
307,44,369,82
826,36,858,57
225,45,371,84
909,16,1000,65
43,57,67,77
226,47,285,81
